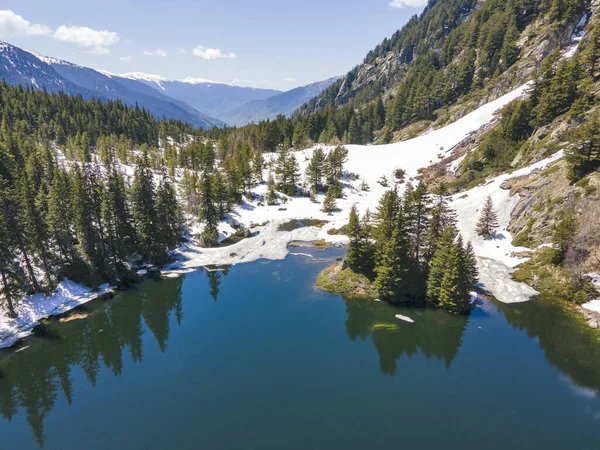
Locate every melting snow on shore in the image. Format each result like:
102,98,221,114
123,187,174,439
1,82,560,348
172,82,551,305
582,274,600,313
0,281,114,349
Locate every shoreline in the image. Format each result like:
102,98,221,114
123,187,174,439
0,226,336,350
0,85,582,348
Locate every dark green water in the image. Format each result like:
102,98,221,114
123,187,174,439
1,246,600,449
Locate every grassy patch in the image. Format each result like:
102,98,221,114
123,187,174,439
311,239,330,250
278,219,329,232
513,248,598,304
216,229,257,247
316,263,378,298
512,218,536,248
327,224,349,236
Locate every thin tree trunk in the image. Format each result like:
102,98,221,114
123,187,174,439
18,242,40,292
1,269,17,318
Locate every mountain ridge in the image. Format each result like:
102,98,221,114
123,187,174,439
0,41,224,129
220,76,342,126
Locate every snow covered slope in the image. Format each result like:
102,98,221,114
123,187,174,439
172,83,547,304
0,82,553,349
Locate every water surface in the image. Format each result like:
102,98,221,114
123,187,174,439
1,247,600,449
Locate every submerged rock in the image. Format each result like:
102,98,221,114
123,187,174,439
97,289,116,300
59,313,88,323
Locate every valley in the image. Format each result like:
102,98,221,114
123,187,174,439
1,0,600,448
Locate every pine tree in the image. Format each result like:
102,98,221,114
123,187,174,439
465,241,479,287
18,173,52,283
345,205,362,271
284,153,300,196
213,170,232,218
405,181,431,264
438,237,472,314
374,95,385,130
275,148,299,196
102,168,135,261
359,209,375,274
252,150,265,183
156,170,183,250
565,112,600,181
199,171,219,247
131,151,165,263
0,179,18,317
373,189,400,247
71,164,106,279
306,147,326,192
266,173,277,205
476,195,499,238
423,183,456,269
374,212,423,304
47,169,74,264
321,186,337,213
552,208,578,264
426,226,458,304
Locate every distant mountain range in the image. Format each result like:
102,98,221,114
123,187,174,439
222,76,341,126
0,41,224,129
120,72,280,123
118,72,339,126
0,40,338,128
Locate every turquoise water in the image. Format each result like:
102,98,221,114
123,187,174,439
1,246,600,449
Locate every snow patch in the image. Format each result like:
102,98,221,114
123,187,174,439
0,281,114,349
395,314,415,323
583,300,600,314
169,83,542,304
119,72,170,89
452,152,563,303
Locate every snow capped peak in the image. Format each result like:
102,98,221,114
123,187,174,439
24,49,79,68
119,72,171,90
120,71,170,82
119,72,235,88
96,69,115,78
0,42,10,52
180,76,232,86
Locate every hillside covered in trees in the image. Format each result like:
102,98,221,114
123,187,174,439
204,0,590,153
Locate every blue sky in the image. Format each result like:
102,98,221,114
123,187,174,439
0,0,427,90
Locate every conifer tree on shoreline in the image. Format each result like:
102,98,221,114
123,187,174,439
339,183,477,315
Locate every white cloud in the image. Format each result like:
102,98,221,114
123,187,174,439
53,25,119,54
86,46,110,55
192,45,236,60
284,78,296,83
0,10,51,37
175,47,186,54
389,0,428,8
0,10,120,55
144,48,167,57
120,55,132,62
